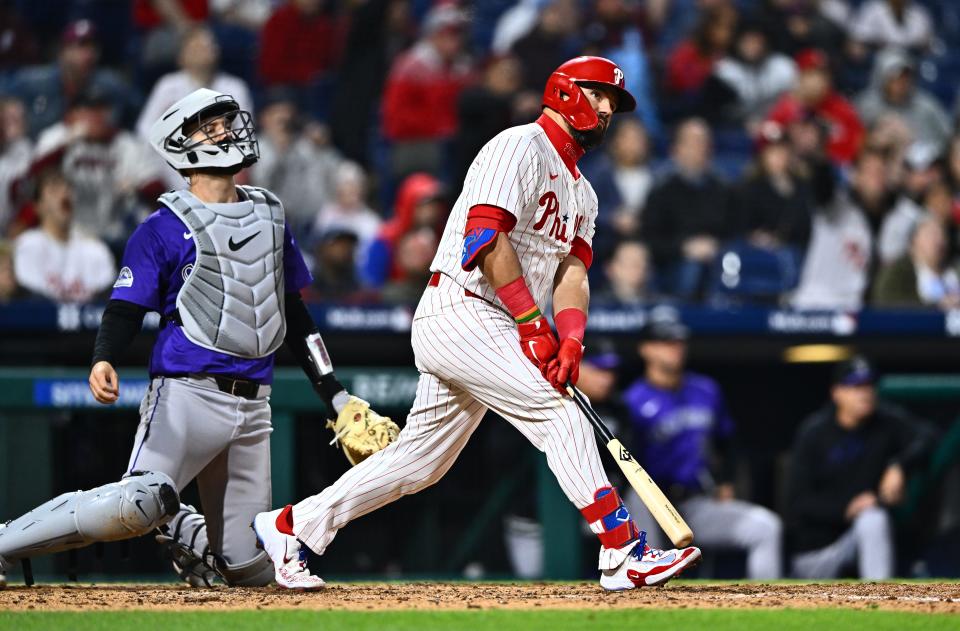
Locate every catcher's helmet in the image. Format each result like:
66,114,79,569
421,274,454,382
149,88,259,172
542,56,637,131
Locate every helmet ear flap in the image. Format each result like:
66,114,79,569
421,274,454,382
544,75,599,132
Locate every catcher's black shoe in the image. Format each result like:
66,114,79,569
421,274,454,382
155,504,220,587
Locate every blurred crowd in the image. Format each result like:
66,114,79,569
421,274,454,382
1,0,960,311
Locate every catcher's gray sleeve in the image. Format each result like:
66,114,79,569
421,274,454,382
0,471,178,569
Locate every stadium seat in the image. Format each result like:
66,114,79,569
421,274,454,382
713,151,750,180
708,242,803,304
712,128,754,154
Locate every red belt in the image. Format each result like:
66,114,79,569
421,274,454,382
429,272,482,299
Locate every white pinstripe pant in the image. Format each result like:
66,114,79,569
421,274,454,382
292,275,610,555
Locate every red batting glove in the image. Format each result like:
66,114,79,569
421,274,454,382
517,316,559,369
547,338,584,390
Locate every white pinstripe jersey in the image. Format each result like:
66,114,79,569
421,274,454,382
431,121,598,310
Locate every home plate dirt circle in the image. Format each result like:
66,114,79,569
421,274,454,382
1,582,959,613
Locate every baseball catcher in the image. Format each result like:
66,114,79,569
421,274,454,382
0,88,396,589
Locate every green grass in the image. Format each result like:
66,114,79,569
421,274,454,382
1,609,957,631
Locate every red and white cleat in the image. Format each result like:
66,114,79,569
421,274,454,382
252,507,325,591
600,533,701,590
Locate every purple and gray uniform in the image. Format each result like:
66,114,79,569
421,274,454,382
112,199,313,584
111,205,311,382
622,373,733,493
621,372,784,579
0,91,329,588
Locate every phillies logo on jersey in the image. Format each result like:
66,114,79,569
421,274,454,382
533,192,583,244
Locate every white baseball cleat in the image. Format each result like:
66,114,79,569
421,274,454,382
252,507,325,591
600,533,701,591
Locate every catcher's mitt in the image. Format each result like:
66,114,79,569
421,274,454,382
327,396,400,465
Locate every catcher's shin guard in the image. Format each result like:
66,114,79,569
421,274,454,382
0,471,179,569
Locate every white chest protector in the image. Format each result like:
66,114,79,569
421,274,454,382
160,185,286,359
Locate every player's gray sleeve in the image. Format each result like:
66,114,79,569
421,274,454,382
0,471,178,571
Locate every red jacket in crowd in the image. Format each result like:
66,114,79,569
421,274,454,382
133,0,208,29
258,3,344,86
665,40,720,95
765,91,865,164
381,41,474,141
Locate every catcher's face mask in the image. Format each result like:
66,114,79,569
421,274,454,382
174,103,259,169
150,89,260,173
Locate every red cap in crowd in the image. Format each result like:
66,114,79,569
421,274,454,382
795,49,828,73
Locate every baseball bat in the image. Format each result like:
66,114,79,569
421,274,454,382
566,384,694,548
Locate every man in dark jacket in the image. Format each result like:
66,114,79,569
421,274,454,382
787,355,936,578
639,118,734,300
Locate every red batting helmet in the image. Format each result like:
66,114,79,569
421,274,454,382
542,56,637,131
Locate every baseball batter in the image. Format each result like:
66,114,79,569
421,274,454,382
0,88,390,588
251,57,701,591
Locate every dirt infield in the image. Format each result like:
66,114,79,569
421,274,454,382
1,582,959,613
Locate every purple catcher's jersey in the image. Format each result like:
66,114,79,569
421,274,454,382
110,204,312,383
622,373,733,491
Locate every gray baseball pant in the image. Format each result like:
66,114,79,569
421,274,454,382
627,491,784,579
790,506,894,579
125,375,272,568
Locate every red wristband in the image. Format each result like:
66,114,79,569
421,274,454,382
495,276,540,323
555,308,587,342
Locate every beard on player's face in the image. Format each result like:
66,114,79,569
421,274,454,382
572,114,610,151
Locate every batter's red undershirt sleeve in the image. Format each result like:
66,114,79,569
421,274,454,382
569,236,593,269
464,204,518,233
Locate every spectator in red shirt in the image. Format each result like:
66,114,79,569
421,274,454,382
765,49,865,165
664,4,737,98
381,4,475,180
258,0,344,88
